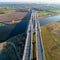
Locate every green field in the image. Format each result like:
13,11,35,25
0,9,15,14
38,11,53,18
31,33,36,60
41,21,60,60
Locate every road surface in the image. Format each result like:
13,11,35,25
22,13,33,60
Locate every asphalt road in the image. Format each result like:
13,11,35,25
22,15,33,60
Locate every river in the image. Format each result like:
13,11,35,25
0,15,60,42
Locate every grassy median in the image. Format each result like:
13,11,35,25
31,33,36,60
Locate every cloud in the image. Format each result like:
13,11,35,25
40,0,60,4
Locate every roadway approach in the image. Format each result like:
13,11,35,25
22,11,45,60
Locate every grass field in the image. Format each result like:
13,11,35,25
50,9,60,14
38,11,52,18
41,21,60,60
33,33,36,59
31,33,36,60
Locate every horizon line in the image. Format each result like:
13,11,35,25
0,2,60,5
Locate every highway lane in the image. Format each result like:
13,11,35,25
22,13,33,60
35,20,42,60
34,11,45,60
30,11,44,60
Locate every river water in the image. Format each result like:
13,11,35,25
39,15,60,26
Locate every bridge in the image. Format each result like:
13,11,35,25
22,11,45,60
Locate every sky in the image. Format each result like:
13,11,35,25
0,0,60,4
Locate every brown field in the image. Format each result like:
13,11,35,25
41,21,60,60
0,12,27,24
